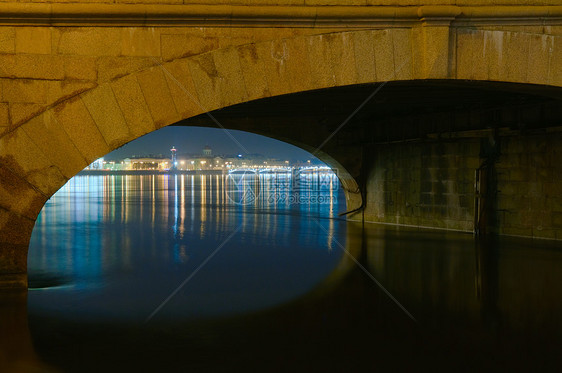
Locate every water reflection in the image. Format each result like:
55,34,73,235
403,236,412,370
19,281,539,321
2,171,561,371
27,173,344,322
0,291,54,372
18,222,562,371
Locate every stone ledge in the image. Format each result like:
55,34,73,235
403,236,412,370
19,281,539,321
0,273,27,289
0,3,560,27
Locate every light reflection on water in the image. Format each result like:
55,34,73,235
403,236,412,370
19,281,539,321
27,172,345,322
11,172,562,371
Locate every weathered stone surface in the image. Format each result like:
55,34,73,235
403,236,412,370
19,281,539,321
51,98,109,163
307,34,336,89
306,33,357,88
420,26,451,79
256,37,314,97
353,30,377,84
237,44,270,101
64,56,98,81
48,81,96,105
97,57,155,83
392,28,413,80
485,30,506,82
81,84,131,148
0,103,8,128
115,0,182,4
0,128,67,196
2,79,49,104
470,30,488,81
505,31,529,83
56,27,122,56
329,31,357,86
112,74,156,139
0,164,46,220
550,35,562,87
2,80,94,117
527,34,551,85
136,66,180,128
161,33,219,61
121,28,161,57
0,213,31,257
15,27,51,55
186,53,221,112
212,47,248,107
283,37,314,93
0,55,64,80
0,27,14,54
22,113,88,179
373,30,394,81
8,103,43,127
163,59,205,118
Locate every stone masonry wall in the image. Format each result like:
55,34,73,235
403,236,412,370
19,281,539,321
496,132,562,240
364,133,562,240
364,139,481,232
0,26,340,136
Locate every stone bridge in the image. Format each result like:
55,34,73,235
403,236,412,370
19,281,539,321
1,0,562,287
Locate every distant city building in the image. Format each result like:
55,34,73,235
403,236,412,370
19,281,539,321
90,145,308,172
128,157,170,171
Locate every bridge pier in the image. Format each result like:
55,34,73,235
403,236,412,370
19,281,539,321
361,131,562,239
0,216,34,289
0,164,48,289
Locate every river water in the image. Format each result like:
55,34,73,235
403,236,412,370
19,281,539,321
4,173,562,371
28,172,344,322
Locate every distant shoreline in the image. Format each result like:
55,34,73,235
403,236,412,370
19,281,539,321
77,170,226,176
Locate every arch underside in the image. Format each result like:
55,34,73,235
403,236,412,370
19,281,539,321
1,25,562,287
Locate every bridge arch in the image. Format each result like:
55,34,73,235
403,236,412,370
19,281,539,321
1,26,562,287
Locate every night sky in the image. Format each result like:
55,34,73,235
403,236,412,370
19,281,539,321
104,126,318,162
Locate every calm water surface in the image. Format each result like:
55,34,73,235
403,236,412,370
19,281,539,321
3,173,562,372
28,173,345,321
